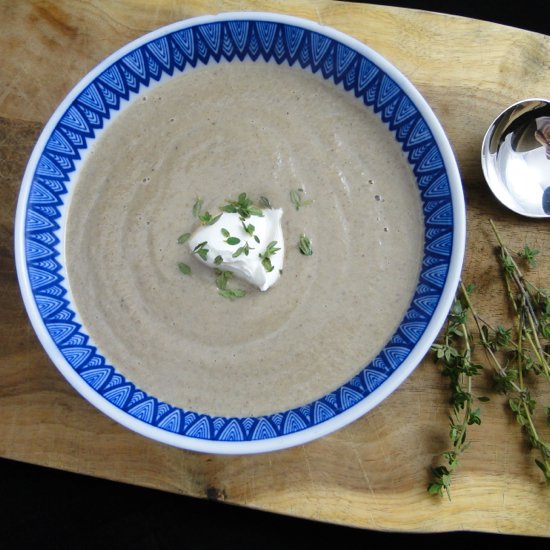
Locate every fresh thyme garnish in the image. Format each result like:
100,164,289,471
215,268,232,290
428,283,487,500
429,220,550,496
258,195,272,209
222,192,264,219
485,220,550,481
518,244,540,267
177,232,191,245
214,268,246,300
233,242,253,258
241,221,260,243
178,262,191,275
218,288,247,300
198,211,222,226
290,188,313,211
298,234,313,256
192,241,209,261
259,240,280,273
220,228,241,246
192,196,222,225
192,197,203,218
178,192,288,296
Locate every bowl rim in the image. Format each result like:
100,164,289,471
14,11,466,454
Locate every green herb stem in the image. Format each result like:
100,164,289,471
460,283,519,389
490,220,550,381
428,284,485,499
459,223,550,482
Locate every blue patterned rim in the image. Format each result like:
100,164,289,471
14,13,465,454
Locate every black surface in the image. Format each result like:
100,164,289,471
4,2,548,549
1,456,545,549
361,0,548,35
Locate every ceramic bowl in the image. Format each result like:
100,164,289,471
15,13,465,454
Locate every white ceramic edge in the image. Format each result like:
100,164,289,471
481,97,550,219
14,11,466,455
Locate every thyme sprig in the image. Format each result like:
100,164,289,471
289,188,313,211
222,192,264,218
214,268,246,300
429,221,550,497
241,221,260,244
486,221,550,480
428,283,488,499
233,242,253,258
191,197,222,226
198,211,222,226
192,241,209,262
259,240,280,273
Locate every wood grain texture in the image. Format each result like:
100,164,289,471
1,0,549,536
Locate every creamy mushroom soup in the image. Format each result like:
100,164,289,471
65,61,424,417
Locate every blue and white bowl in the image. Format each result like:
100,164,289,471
14,13,465,454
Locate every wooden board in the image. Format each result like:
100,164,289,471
1,0,549,536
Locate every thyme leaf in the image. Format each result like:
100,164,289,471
259,240,280,273
178,262,191,275
192,197,203,218
214,268,233,290
289,188,313,211
192,241,209,262
258,195,272,209
198,211,222,226
218,288,246,300
298,234,313,256
233,242,253,258
214,268,246,300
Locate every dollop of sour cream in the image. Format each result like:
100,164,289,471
188,209,284,291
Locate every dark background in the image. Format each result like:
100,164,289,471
362,0,548,35
3,2,547,549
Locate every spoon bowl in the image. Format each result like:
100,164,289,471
481,98,550,218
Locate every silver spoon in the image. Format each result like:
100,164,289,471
481,98,550,218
